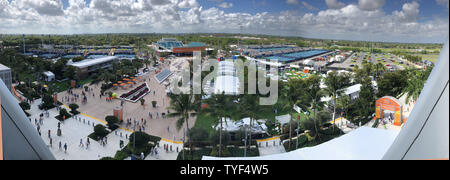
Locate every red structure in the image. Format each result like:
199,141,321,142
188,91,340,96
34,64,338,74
113,106,123,121
376,96,405,126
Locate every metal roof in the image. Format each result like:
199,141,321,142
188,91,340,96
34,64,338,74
70,56,118,69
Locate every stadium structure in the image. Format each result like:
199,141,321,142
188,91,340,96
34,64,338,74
152,38,206,57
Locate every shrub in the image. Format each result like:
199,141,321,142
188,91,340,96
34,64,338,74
55,108,71,121
99,157,115,160
19,101,31,111
89,124,109,141
105,116,119,131
41,94,56,110
210,147,231,157
129,131,151,149
114,148,131,160
69,103,80,115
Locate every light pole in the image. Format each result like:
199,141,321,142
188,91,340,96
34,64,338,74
242,125,248,157
182,128,185,160
133,119,137,151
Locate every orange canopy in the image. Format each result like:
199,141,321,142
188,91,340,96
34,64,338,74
113,84,118,86
120,83,127,86
123,78,130,81
128,82,134,84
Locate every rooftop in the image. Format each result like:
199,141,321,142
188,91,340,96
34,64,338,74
0,63,11,71
70,56,118,69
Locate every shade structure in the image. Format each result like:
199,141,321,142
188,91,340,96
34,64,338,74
127,82,134,84
138,76,142,79
118,81,123,84
113,84,118,86
123,78,130,81
132,79,137,81
120,83,126,86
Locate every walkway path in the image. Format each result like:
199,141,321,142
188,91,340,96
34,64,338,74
145,139,183,160
257,137,286,156
26,98,130,160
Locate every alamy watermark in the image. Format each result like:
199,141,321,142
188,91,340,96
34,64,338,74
169,51,279,105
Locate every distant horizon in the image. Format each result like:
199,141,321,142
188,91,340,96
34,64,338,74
0,0,448,44
0,32,446,45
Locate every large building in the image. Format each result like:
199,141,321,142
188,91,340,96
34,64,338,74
0,63,12,92
69,56,119,78
153,38,206,57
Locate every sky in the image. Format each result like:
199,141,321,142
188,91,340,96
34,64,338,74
0,0,449,43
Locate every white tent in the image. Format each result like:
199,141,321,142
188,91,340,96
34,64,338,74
275,114,291,125
203,127,399,160
303,59,314,66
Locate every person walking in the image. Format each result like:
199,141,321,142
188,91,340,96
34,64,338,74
59,141,62,150
64,143,67,153
49,138,53,147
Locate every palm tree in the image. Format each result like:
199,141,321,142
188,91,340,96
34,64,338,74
304,75,326,138
143,58,151,69
402,68,432,104
374,62,386,80
204,92,235,157
167,94,197,157
324,71,351,131
281,78,306,149
239,94,263,152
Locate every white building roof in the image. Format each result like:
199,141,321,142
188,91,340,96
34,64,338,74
70,56,118,69
203,127,399,160
43,71,55,77
345,84,362,95
0,63,11,71
214,75,239,95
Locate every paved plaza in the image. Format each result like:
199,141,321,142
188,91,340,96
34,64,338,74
56,64,196,142
257,137,286,156
145,139,184,160
25,99,130,160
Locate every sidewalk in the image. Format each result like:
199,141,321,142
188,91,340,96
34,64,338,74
145,139,183,160
26,98,130,160
257,137,286,156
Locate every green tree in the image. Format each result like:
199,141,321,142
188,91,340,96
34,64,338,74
324,71,351,130
402,67,433,103
167,94,198,158
205,92,236,157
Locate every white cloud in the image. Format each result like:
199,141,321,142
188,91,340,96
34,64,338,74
286,0,299,5
393,1,420,22
218,2,233,9
358,0,385,11
325,0,345,9
302,1,316,10
0,0,447,43
436,0,449,8
178,0,199,8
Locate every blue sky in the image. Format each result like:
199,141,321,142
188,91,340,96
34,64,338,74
57,0,448,22
1,0,448,43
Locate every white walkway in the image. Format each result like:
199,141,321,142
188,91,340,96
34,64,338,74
26,99,130,160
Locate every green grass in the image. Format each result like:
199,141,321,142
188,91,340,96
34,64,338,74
194,113,216,134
